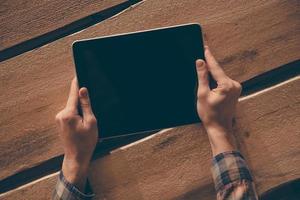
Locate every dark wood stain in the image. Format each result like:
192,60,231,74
219,49,258,65
153,135,179,151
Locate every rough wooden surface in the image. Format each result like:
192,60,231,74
0,0,299,181
0,173,58,200
0,0,127,50
235,77,300,194
1,76,299,200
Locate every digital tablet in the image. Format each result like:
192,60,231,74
72,23,205,139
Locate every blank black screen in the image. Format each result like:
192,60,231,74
73,24,204,138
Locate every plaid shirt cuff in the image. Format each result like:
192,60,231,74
211,151,253,192
52,171,95,200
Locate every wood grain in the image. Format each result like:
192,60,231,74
234,77,300,194
1,76,299,200
0,173,58,200
0,0,299,181
0,0,127,50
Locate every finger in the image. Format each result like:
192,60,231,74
66,77,79,113
79,87,94,120
204,46,228,82
196,59,210,96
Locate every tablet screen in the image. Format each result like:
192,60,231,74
73,23,204,139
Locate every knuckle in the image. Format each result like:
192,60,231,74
87,116,97,126
55,112,61,122
60,114,75,123
197,90,207,98
218,79,242,96
232,81,242,94
225,79,238,92
219,82,233,93
220,86,231,93
80,102,90,108
235,81,242,90
227,83,235,90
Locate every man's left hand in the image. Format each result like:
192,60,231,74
55,78,98,190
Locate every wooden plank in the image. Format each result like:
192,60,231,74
234,78,300,194
0,173,58,200
0,0,299,181
0,0,127,50
1,76,299,200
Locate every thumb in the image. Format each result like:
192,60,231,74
79,87,94,120
196,59,210,97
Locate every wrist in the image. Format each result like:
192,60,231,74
203,123,236,156
205,123,232,136
62,157,90,190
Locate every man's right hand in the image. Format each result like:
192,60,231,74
195,46,242,155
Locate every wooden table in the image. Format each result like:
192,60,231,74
0,0,299,199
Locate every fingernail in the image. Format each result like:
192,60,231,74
80,88,88,97
197,59,205,67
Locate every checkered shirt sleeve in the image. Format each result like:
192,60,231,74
211,151,258,200
52,171,95,200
